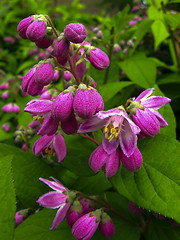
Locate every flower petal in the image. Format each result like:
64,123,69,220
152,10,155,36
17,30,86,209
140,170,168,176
119,119,137,157
135,88,155,101
89,144,107,173
53,133,67,162
24,100,53,115
149,109,168,127
142,96,171,109
50,202,71,230
33,135,54,155
106,148,120,178
37,191,67,209
122,112,141,134
38,114,59,136
78,115,107,133
102,133,119,155
39,177,66,192
96,108,122,119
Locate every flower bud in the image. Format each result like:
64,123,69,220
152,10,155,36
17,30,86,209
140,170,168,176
22,66,43,96
72,210,101,240
100,213,115,237
17,16,34,39
67,200,84,227
2,91,9,99
35,60,55,86
113,43,121,53
73,84,102,119
2,123,10,132
35,36,54,49
80,198,95,214
64,23,87,43
26,18,47,42
86,47,109,70
120,147,143,172
96,30,103,39
52,91,74,122
2,103,13,113
22,143,28,152
128,201,144,215
13,104,20,113
61,114,78,135
54,37,70,58
63,71,72,81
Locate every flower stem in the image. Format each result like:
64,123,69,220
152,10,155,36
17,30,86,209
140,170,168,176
44,15,59,38
75,133,100,145
67,55,81,85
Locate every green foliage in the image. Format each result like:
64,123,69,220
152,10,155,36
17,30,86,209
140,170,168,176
0,155,16,240
119,53,157,88
111,135,180,223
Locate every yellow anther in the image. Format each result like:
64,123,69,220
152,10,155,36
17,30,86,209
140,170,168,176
45,148,48,154
103,127,108,133
110,128,116,134
105,133,109,139
38,117,44,124
53,153,56,157
49,150,53,155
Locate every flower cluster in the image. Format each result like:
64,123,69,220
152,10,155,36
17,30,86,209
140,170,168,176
37,177,115,239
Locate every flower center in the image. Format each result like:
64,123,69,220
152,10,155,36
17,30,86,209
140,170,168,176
44,144,56,156
103,124,120,142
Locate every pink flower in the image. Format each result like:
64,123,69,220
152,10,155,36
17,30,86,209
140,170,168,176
78,108,140,157
33,133,66,162
26,19,47,42
64,23,87,43
128,88,171,138
120,146,143,172
128,201,144,215
17,16,34,39
66,200,84,227
72,210,101,240
100,213,115,237
89,144,120,177
37,177,75,230
54,37,70,58
86,47,109,70
24,99,59,136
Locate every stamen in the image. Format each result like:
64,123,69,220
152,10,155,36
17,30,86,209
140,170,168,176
103,127,108,133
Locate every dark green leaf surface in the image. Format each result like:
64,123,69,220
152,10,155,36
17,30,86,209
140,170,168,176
0,155,16,240
111,135,180,223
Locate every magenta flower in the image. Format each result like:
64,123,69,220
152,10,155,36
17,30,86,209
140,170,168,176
100,213,115,238
15,211,24,227
35,36,54,49
66,200,84,227
80,199,95,214
73,84,104,119
129,88,171,138
86,47,109,70
33,133,66,162
26,19,47,42
128,201,144,215
120,146,143,172
54,37,70,58
78,108,140,157
37,177,75,230
89,144,120,177
64,23,87,43
72,210,101,240
61,114,78,135
24,99,59,136
17,16,34,39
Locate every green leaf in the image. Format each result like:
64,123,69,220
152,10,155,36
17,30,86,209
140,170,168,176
0,155,16,240
148,218,180,240
15,209,74,240
73,171,112,195
151,20,169,49
158,73,180,85
153,85,176,138
130,19,153,53
164,14,180,30
61,135,95,176
0,143,58,208
119,53,157,88
98,81,134,103
17,61,35,74
111,135,180,223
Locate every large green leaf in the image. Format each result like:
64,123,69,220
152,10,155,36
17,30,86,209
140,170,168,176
151,20,169,49
164,14,180,30
14,209,74,240
119,53,157,88
0,143,59,208
111,135,180,223
0,155,16,240
98,81,134,103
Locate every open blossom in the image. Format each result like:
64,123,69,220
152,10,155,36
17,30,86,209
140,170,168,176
37,177,76,230
78,107,140,157
24,99,59,136
33,133,66,162
128,88,171,138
